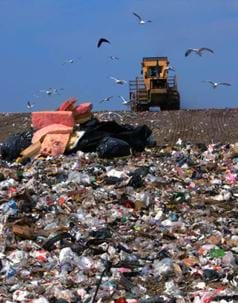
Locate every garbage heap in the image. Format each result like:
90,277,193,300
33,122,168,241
0,98,154,163
1,133,238,302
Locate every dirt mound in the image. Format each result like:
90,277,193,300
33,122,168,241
1,109,238,145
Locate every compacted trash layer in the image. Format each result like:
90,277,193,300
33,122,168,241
0,141,238,302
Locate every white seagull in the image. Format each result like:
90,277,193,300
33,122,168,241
110,76,127,85
62,59,74,65
202,80,232,89
133,12,152,24
40,89,53,96
99,96,113,103
62,57,81,65
40,88,64,96
185,48,214,57
109,56,119,60
164,65,176,72
119,96,133,105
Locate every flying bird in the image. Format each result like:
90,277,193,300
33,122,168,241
62,59,74,65
119,96,133,105
99,96,113,103
133,12,152,24
97,38,111,48
26,101,35,109
202,80,232,89
185,48,214,57
164,65,175,72
109,56,119,60
40,88,64,96
40,89,53,96
62,57,81,65
110,76,127,85
52,88,64,95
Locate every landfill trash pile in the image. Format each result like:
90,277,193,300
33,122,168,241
0,136,238,302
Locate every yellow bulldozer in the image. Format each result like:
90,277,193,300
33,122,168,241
129,57,180,111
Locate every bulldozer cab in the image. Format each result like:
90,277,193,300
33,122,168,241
142,57,169,90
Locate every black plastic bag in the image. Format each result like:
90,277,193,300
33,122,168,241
43,232,74,251
89,227,112,240
105,176,123,185
0,130,33,161
145,135,157,147
96,137,131,158
128,174,143,188
115,124,152,152
71,119,152,154
73,130,111,153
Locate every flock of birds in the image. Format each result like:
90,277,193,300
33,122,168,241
26,11,232,111
185,47,231,88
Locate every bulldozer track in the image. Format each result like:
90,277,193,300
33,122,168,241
1,109,238,145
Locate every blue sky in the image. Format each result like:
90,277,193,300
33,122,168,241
0,0,237,112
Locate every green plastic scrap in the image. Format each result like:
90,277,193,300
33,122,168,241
210,248,225,258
